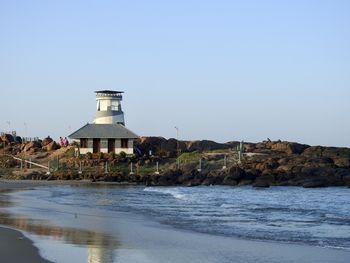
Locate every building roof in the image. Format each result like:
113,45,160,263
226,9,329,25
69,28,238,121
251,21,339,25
95,90,124,94
68,123,138,139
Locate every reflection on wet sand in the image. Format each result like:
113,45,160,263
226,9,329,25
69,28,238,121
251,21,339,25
0,193,119,263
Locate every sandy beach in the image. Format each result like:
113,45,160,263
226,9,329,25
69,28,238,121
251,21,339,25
0,227,52,263
1,180,350,263
0,181,54,263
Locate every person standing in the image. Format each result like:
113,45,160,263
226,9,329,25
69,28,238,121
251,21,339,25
59,137,64,147
64,137,69,147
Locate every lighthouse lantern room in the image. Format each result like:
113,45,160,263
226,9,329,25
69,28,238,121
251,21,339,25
94,90,125,125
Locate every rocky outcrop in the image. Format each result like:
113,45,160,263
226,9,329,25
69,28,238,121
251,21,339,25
42,137,53,147
2,136,350,188
136,137,230,158
24,141,42,152
186,140,230,152
42,141,60,152
255,140,310,154
0,134,14,144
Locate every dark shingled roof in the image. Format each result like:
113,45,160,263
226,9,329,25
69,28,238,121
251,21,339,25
68,124,138,139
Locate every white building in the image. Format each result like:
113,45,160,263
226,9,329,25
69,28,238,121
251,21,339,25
69,90,138,155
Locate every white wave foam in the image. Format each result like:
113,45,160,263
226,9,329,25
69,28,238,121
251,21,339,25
144,187,188,201
220,204,235,208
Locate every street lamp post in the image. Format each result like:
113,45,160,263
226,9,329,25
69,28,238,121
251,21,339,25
174,126,180,169
6,121,11,132
24,122,27,142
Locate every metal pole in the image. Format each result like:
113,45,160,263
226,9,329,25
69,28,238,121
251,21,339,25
223,155,227,169
47,161,51,175
239,141,244,163
130,163,134,175
78,161,82,174
155,161,160,174
198,159,202,172
105,162,108,174
6,121,10,132
175,126,180,169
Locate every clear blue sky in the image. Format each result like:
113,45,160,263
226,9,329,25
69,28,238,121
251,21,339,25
0,0,349,146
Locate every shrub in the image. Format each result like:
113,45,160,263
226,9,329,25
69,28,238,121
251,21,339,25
119,151,127,159
108,151,116,160
85,152,93,160
97,152,104,160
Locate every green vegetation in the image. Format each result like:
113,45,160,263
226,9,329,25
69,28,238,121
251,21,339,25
85,152,93,160
64,147,76,158
119,151,127,158
178,151,202,163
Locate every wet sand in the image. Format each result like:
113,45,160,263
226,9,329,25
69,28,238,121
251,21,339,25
0,227,52,263
0,180,54,263
1,180,350,263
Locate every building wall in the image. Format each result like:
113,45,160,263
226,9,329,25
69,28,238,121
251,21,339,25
115,139,134,155
94,115,125,125
76,138,134,155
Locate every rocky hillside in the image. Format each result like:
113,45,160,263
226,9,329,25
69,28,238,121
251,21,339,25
1,134,349,188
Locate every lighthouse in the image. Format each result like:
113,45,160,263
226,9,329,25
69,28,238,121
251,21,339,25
69,90,138,155
94,90,125,125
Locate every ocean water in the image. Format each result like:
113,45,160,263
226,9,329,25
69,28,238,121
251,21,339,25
13,185,350,251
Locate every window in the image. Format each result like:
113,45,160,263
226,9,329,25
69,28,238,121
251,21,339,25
111,101,119,111
121,139,128,149
80,138,88,148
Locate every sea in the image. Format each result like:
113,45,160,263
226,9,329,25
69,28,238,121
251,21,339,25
8,185,350,251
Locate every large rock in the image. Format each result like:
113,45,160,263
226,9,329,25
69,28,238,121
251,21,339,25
136,137,187,157
253,174,275,187
156,169,182,186
228,166,246,180
0,134,14,143
223,176,238,186
42,136,53,147
24,141,42,152
333,158,350,168
270,141,309,154
186,140,229,152
254,140,309,154
42,141,60,151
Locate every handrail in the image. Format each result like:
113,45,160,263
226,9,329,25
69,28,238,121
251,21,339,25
4,154,49,170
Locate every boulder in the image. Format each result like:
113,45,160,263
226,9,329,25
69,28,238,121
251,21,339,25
42,141,60,151
302,179,328,188
42,136,53,147
228,166,246,181
223,176,238,186
343,175,350,186
186,140,229,152
136,137,187,157
333,158,350,168
0,134,14,144
157,169,182,186
238,180,253,186
24,141,42,152
253,174,275,187
202,171,225,185
270,141,309,154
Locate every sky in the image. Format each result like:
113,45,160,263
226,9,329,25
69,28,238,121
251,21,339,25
0,0,349,146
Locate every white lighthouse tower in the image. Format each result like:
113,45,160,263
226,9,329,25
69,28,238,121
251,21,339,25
93,90,125,125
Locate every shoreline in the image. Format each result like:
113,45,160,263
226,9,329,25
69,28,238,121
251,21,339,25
0,226,52,263
0,181,55,263
1,180,350,263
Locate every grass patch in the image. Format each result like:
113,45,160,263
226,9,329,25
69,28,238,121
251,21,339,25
178,151,202,163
